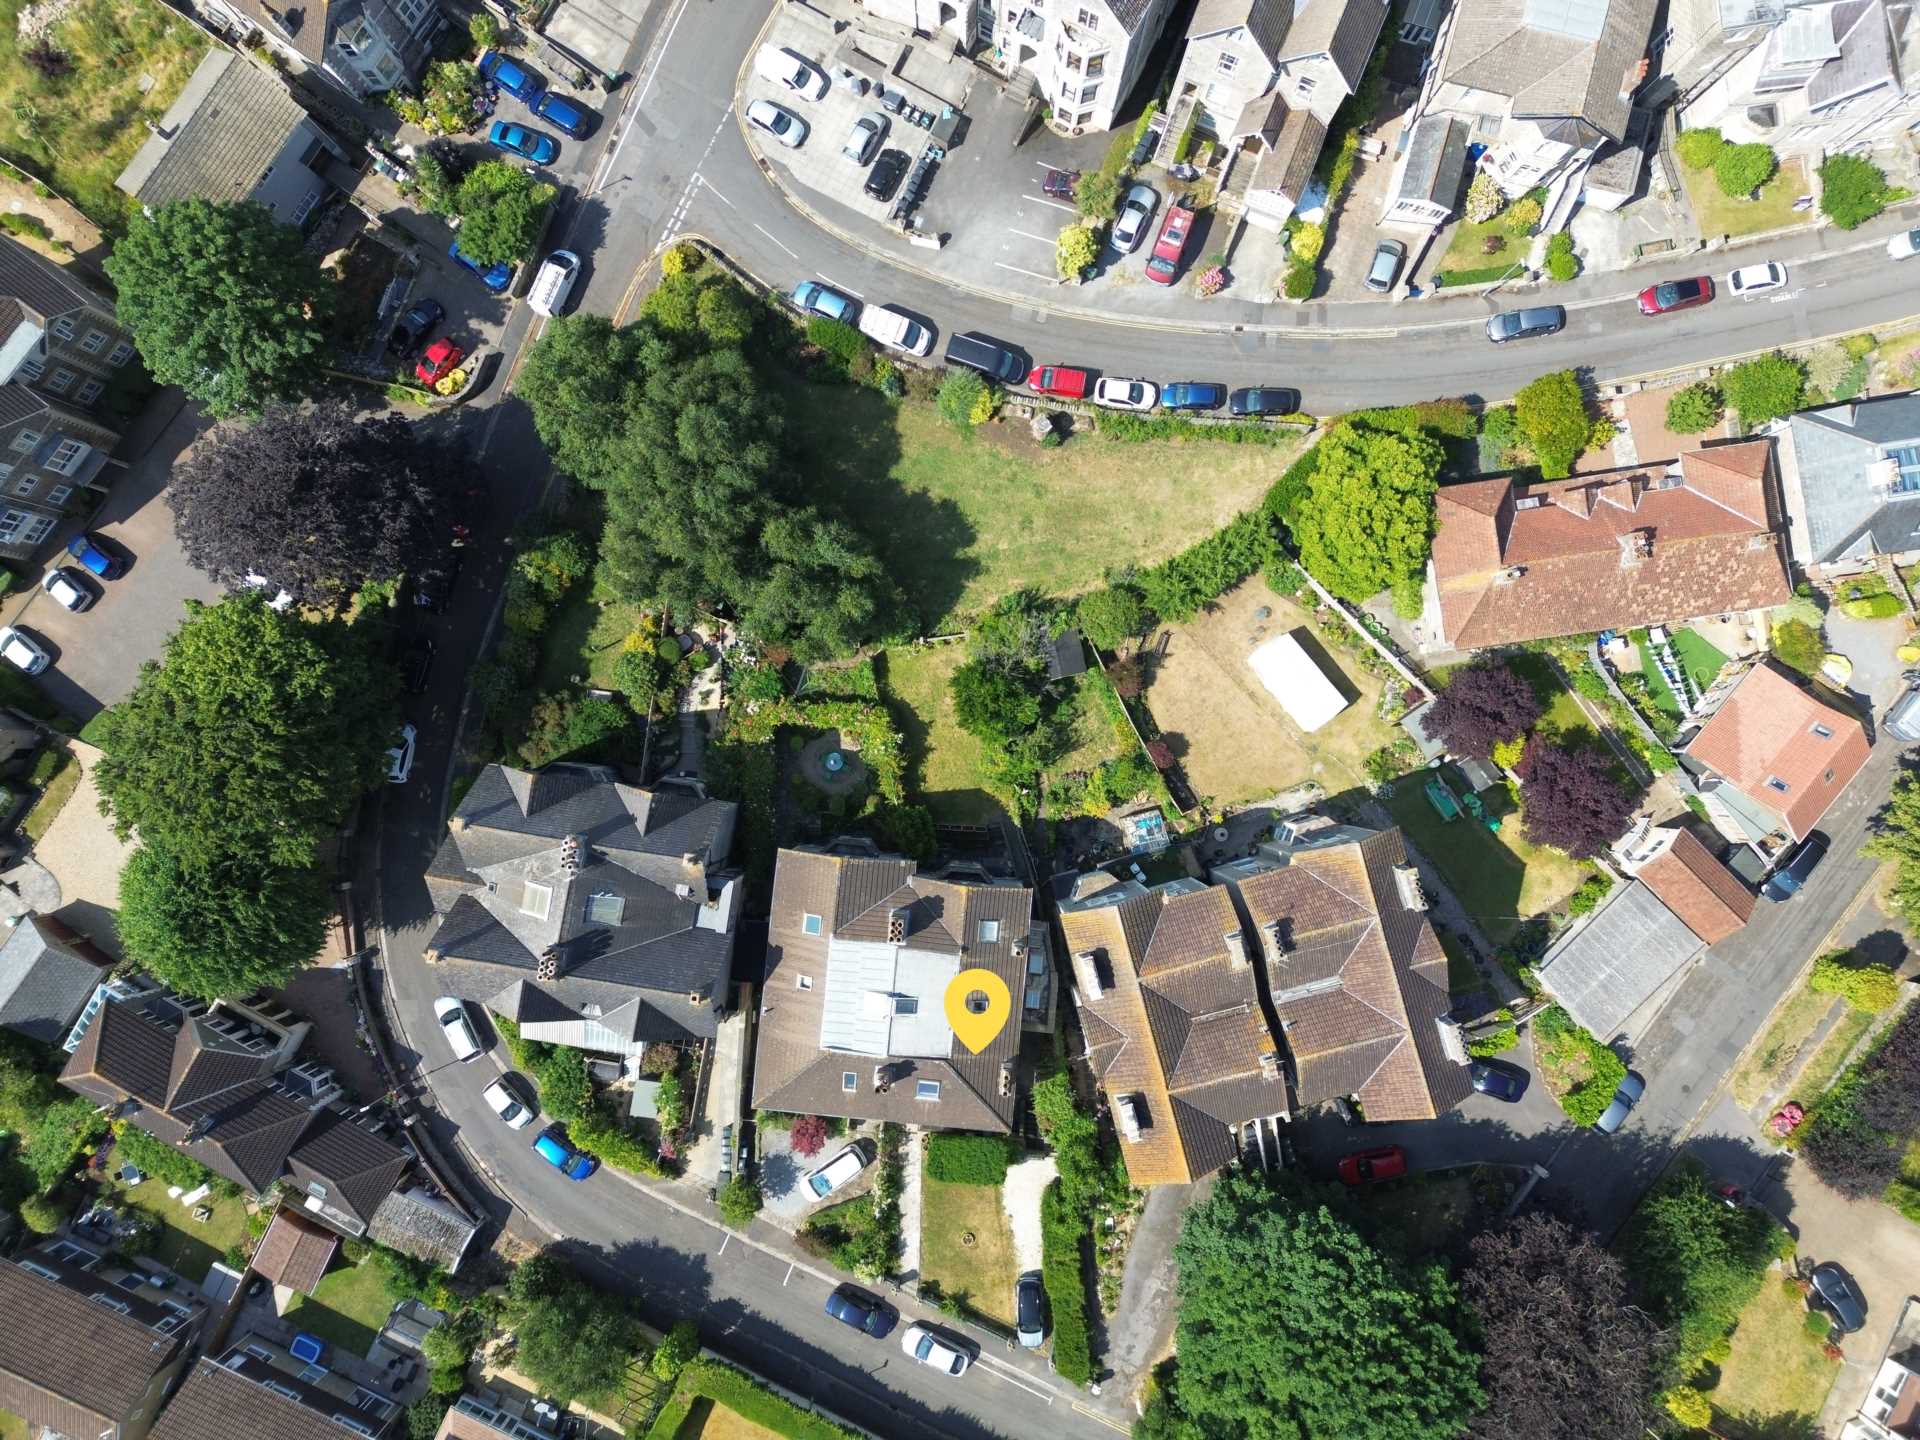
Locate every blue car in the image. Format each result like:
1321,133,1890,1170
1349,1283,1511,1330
448,241,512,294
66,532,125,579
1161,381,1228,412
791,280,857,322
534,90,593,139
533,1125,598,1180
478,48,544,104
825,1285,897,1338
488,121,558,165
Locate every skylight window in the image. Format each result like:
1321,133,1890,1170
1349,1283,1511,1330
802,913,823,936
521,882,552,919
586,892,625,925
915,1079,942,1100
978,919,1001,943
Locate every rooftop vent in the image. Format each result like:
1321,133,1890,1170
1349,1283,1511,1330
1394,864,1427,911
1617,529,1653,567
999,1061,1014,1097
559,834,585,875
887,907,909,944
1496,566,1527,584
1115,1093,1144,1142
1010,934,1028,959
1259,1050,1281,1079
1072,948,1106,1000
1223,929,1249,967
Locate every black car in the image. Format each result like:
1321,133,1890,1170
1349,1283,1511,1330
1809,1261,1867,1333
865,148,910,201
1484,305,1567,343
1014,1271,1047,1349
387,298,445,357
1761,831,1829,901
413,554,463,613
402,635,436,694
1468,1058,1529,1103
824,1284,897,1338
1229,386,1300,417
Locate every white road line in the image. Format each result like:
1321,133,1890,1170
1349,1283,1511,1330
1029,196,1078,214
718,1231,732,1255
974,1355,1057,1403
753,222,799,258
1032,160,1056,170
1007,227,1056,244
698,172,735,208
993,262,1057,283
783,1263,794,1285
637,0,694,109
820,275,864,297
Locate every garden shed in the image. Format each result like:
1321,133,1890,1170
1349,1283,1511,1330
1247,630,1350,732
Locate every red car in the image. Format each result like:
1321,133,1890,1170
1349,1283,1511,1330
416,337,465,387
1146,203,1195,285
1637,276,1714,315
1337,1145,1408,1185
1027,365,1090,398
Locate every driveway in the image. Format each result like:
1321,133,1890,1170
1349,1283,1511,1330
1826,603,1909,716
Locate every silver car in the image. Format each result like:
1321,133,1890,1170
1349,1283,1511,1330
746,98,807,149
1111,183,1159,252
1485,305,1566,343
842,111,887,165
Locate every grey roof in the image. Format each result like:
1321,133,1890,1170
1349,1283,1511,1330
116,50,312,207
1253,105,1330,198
0,914,112,1046
285,1109,411,1227
367,1187,479,1272
0,1261,186,1436
1102,0,1175,35
1394,114,1471,205
1440,0,1657,139
1785,393,1920,565
1535,879,1703,1034
1805,0,1896,108
0,237,111,331
1191,0,1386,81
1191,0,1294,54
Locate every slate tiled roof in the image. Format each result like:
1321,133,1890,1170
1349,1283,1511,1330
1431,442,1791,648
187,1087,315,1192
62,993,175,1106
1191,0,1293,54
150,1357,384,1440
0,238,111,333
0,1260,185,1439
251,1210,339,1296
286,1109,412,1227
1536,880,1704,1034
1685,661,1870,840
1252,105,1329,199
1394,113,1471,206
1638,828,1755,943
0,913,113,1046
1778,393,1920,569
116,51,315,207
1439,0,1658,139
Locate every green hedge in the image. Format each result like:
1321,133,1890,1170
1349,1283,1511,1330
1435,262,1525,288
645,1360,866,1440
112,1122,215,1191
1093,412,1307,445
925,1133,1015,1185
1137,507,1285,622
1843,593,1903,619
1040,1180,1094,1384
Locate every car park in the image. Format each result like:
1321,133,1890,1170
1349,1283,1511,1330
943,331,1025,383
1469,1058,1529,1102
0,626,48,675
1027,365,1089,398
1043,168,1079,201
1761,831,1828,901
433,996,481,1062
481,1076,536,1129
1484,305,1566,342
791,280,858,322
1592,1071,1645,1133
533,90,592,139
41,566,93,612
856,304,933,355
747,99,808,148
1889,228,1920,260
755,45,829,99
842,111,887,165
448,242,512,294
1364,239,1407,293
533,1125,598,1180
864,148,909,200
402,635,436,694
1093,377,1157,410
1229,386,1298,417
1146,203,1194,285
526,250,581,318
386,723,417,785
488,121,558,165
901,1323,970,1376
1014,1271,1047,1348
1638,276,1714,315
1810,1261,1868,1333
1727,261,1787,297
806,1144,869,1198
66,533,126,579
1111,183,1158,252
386,298,443,357
1162,381,1226,412
1337,1145,1408,1184
825,1285,897,1338
478,49,543,104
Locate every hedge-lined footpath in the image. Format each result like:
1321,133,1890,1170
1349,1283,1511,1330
645,1360,870,1440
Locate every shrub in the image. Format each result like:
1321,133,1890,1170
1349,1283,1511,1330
926,1133,1015,1185
1482,234,1507,255
938,369,988,430
661,244,701,276
718,1175,763,1228
1041,1180,1094,1384
807,317,867,368
1675,127,1727,169
1468,1023,1520,1058
1771,618,1825,675
1057,225,1100,280
696,282,755,345
1809,952,1902,1011
1721,352,1806,425
469,12,498,50
18,1193,65,1233
1566,873,1612,916
1196,264,1227,297
1819,153,1892,229
1465,171,1503,223
1716,142,1778,198
113,1123,215,1190
651,1319,700,1380
1282,260,1316,300
1664,1386,1713,1429
1504,196,1542,232
1545,232,1578,281
1137,506,1282,623
517,693,630,769
1845,593,1904,619
1888,1179,1920,1224
1075,170,1118,220
789,1114,828,1157
1290,222,1325,262
1077,584,1150,650
1666,382,1724,434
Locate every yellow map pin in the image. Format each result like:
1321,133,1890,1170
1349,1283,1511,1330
944,968,1013,1054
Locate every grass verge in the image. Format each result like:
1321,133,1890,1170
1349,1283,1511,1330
21,749,78,844
1707,1274,1840,1439
1681,155,1813,240
1732,986,1840,1108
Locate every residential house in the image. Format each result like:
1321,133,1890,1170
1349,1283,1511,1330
117,50,352,229
1775,392,1920,582
856,0,978,46
1648,0,1787,110
982,0,1179,132
1385,0,1658,229
150,1347,399,1440
1682,659,1870,850
0,912,116,1046
0,1244,204,1440
1421,440,1792,651
1158,0,1389,231
0,236,135,560
753,839,1036,1133
1843,1296,1920,1440
197,0,444,99
1636,824,1758,942
422,763,742,1064
436,1392,568,1439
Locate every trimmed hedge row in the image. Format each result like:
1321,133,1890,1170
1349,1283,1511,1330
112,1121,217,1191
1040,1179,1094,1384
1093,411,1308,445
925,1133,1015,1185
645,1360,867,1440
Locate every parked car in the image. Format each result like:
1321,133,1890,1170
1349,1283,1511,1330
1042,168,1079,201
754,45,828,99
943,331,1025,384
448,241,512,294
1592,1070,1646,1134
1761,831,1829,901
841,111,887,165
1888,683,1920,741
433,995,481,1062
1014,1271,1047,1348
413,554,462,612
1146,203,1195,285
386,723,417,786
1727,261,1787,297
1093,377,1157,411
416,337,465,389
1888,227,1920,260
488,120,558,165
66,533,126,579
1161,381,1227,412
1027,365,1089,398
1364,239,1407,293
1469,1058,1529,1103
40,566,93,612
747,98,808,148
527,250,582,318
1337,1145,1408,1185
533,1124,598,1180
791,280,858,322
1637,276,1714,315
1229,386,1298,417
900,1323,970,1376
856,304,933,355
1484,305,1566,342
864,148,909,200
386,298,444,357
1810,1261,1868,1333
806,1144,869,1198
0,626,48,675
533,90,593,139
401,635,436,694
824,1285,897,1338
1111,183,1158,252
478,49,544,104
481,1076,536,1129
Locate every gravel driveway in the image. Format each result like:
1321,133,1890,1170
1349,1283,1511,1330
1002,1153,1056,1273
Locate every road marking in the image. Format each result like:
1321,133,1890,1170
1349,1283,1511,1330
1007,227,1055,244
1072,1402,1132,1434
974,1354,1057,1403
993,262,1057,284
754,223,799,258
699,173,735,209
718,1231,732,1255
636,0,694,109
1029,196,1078,214
819,275,864,298
592,0,693,193
783,1263,794,1285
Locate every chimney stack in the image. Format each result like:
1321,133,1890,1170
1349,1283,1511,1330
1223,929,1249,967
536,947,559,982
887,907,908,944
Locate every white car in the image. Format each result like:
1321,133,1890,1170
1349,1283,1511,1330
1093,377,1158,411
1889,227,1920,260
746,99,807,149
482,1076,536,1129
0,626,48,675
40,566,93,612
753,44,828,100
1111,182,1159,253
386,723,417,785
434,996,482,1062
1726,261,1787,296
805,1144,868,1199
901,1323,970,1376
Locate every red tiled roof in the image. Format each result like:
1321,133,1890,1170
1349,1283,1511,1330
1432,442,1791,648
1685,662,1870,839
1638,829,1756,944
250,1210,338,1296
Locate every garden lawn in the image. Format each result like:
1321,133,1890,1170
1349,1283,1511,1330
1350,1169,1481,1261
1635,634,1684,720
283,1260,393,1359
875,643,1003,823
536,582,652,693
1436,212,1530,278
1054,674,1132,777
1785,1005,1879,1112
1506,653,1601,747
919,1175,1018,1326
778,374,1306,630
1673,627,1730,690
684,1399,786,1440
1732,986,1839,1108
1680,155,1813,240
1707,1275,1841,1440
21,750,79,844
103,1178,247,1284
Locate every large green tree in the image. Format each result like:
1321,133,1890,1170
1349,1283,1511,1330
104,199,331,418
1513,369,1592,479
1158,1171,1482,1440
1292,420,1444,615
453,161,557,266
1623,1163,1782,1373
507,1251,645,1402
1867,769,1920,930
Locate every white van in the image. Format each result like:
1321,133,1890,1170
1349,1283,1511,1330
754,45,827,100
856,304,933,356
527,250,581,317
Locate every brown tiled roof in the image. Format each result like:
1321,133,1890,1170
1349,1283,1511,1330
440,1406,517,1439
250,1210,339,1296
1685,661,1870,839
284,1109,411,1226
61,995,174,1106
1637,828,1755,943
0,1260,185,1438
150,1358,379,1440
1431,442,1792,648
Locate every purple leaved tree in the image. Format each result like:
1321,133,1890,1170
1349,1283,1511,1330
1426,658,1544,760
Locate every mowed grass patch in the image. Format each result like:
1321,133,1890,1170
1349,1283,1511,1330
102,1177,247,1284
1681,154,1814,241
283,1261,393,1359
1383,777,1587,943
919,1175,1018,1326
683,1398,788,1440
875,643,1003,824
1708,1275,1841,1440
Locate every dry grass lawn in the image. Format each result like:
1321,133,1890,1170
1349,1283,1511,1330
919,1176,1018,1325
1140,577,1398,806
876,642,1001,824
1785,1006,1879,1111
684,1399,786,1440
1681,154,1813,241
1709,1275,1841,1440
1733,987,1840,1108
